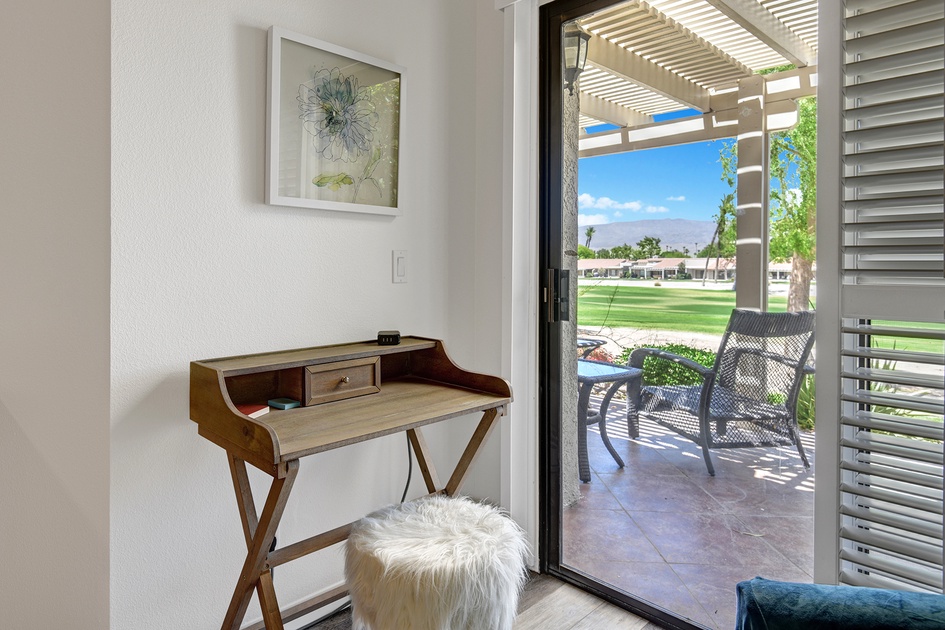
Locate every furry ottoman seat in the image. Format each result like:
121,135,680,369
344,495,529,630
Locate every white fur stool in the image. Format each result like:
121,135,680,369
344,495,528,630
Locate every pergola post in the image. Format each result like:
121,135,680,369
735,75,769,311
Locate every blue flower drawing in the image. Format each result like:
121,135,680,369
298,68,379,163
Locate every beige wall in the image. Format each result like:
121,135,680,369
0,1,111,627
110,1,508,628
2,0,511,628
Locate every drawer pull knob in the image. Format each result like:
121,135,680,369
340,376,350,384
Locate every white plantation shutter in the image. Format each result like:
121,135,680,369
834,0,945,592
838,322,945,590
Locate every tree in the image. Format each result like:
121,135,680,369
584,226,596,248
596,248,612,259
577,244,595,259
721,95,817,311
635,236,662,258
610,243,636,259
770,97,817,311
702,193,736,286
660,249,689,258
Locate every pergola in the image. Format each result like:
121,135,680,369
572,0,819,310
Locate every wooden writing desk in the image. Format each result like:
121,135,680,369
190,337,512,630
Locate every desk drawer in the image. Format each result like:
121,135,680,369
305,357,380,406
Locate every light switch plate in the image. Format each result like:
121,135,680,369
392,250,407,283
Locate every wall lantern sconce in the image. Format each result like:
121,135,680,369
563,24,591,96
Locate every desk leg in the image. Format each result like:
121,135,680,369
445,408,500,497
227,456,288,630
407,428,442,494
222,458,299,630
408,409,501,498
228,455,260,548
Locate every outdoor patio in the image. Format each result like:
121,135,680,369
563,394,816,630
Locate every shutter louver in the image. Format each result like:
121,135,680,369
838,0,945,593
842,0,944,294
838,321,945,592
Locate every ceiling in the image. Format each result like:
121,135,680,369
575,0,819,129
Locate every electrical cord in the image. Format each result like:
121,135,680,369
400,431,413,503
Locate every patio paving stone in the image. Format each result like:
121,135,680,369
563,507,663,565
563,412,815,630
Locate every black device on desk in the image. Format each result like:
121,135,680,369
377,330,401,345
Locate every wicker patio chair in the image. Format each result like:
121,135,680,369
627,309,816,475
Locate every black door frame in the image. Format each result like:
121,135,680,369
537,3,702,628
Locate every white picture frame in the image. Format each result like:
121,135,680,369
266,27,404,216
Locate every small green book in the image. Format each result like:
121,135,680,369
268,397,300,410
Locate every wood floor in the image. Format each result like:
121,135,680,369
515,573,664,630
305,573,664,629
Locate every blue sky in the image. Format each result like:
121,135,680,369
578,114,734,226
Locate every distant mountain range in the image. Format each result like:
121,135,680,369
581,218,716,253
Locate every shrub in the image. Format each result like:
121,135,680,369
796,374,815,430
618,343,716,386
584,346,616,364
653,281,662,286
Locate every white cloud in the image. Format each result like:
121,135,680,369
667,195,686,202
578,193,643,211
613,211,623,218
578,214,609,227
645,205,670,213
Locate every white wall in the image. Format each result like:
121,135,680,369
0,1,111,628
110,1,508,629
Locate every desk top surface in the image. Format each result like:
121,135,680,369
268,376,507,460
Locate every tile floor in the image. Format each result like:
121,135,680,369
563,397,815,630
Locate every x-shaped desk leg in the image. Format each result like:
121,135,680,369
220,406,502,630
407,407,501,496
222,457,299,630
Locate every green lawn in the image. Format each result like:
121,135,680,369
577,285,788,334
577,284,943,354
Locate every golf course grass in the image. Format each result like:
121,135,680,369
577,284,789,335
577,283,943,354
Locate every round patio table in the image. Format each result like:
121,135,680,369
577,359,642,483
577,337,606,358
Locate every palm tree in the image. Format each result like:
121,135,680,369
584,226,596,249
702,193,734,286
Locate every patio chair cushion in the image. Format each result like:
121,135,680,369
735,577,945,630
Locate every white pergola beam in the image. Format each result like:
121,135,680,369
579,92,653,128
704,0,818,67
587,34,711,113
578,98,799,157
578,67,816,158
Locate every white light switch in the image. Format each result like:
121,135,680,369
392,250,407,283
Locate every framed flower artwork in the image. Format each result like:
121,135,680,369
267,27,404,216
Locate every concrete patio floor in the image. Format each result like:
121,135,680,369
562,396,815,630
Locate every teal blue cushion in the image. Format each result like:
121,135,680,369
736,577,945,630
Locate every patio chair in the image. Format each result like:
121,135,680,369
627,309,815,476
